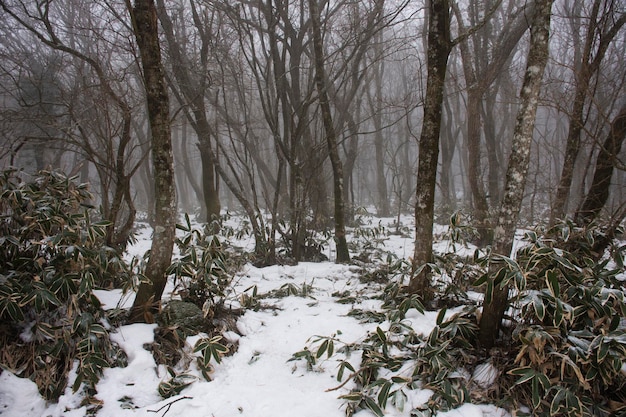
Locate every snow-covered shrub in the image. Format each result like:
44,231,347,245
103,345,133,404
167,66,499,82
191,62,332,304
0,169,127,400
502,228,626,416
292,219,625,416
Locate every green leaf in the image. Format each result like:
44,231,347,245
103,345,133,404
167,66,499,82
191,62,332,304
363,396,384,417
316,339,329,359
545,269,560,297
72,372,84,392
473,272,489,287
0,297,24,322
509,367,535,385
532,294,545,321
553,299,564,327
375,327,387,344
377,380,392,409
596,338,609,364
493,267,508,287
392,389,407,412
531,374,541,409
339,392,362,402
337,360,354,381
436,308,447,326
550,386,566,415
484,281,493,304
89,324,107,336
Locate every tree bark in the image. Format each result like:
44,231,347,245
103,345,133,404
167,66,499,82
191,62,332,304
409,0,452,301
129,0,177,323
550,2,626,225
309,0,350,263
575,104,626,225
478,0,553,349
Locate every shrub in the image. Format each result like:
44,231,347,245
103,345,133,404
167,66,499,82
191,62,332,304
168,214,229,314
0,169,127,400
501,227,626,416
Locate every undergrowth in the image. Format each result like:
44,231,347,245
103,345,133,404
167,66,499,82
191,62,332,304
0,169,129,400
290,215,626,417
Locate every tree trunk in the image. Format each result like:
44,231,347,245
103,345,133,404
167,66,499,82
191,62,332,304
156,0,221,224
370,51,390,217
409,0,452,301
550,2,626,225
478,0,553,349
440,95,459,217
343,115,360,224
309,0,350,263
453,1,534,245
465,88,492,244
129,0,177,323
575,104,626,225
198,142,221,225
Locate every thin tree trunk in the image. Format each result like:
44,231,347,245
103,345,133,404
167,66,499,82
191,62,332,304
478,0,553,349
309,0,350,263
440,94,459,216
409,0,452,301
575,104,626,225
370,48,390,217
129,0,177,323
465,88,492,244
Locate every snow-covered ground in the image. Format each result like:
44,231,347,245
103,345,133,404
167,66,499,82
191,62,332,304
0,214,510,417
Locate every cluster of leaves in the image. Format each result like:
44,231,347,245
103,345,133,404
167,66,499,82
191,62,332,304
350,221,388,252
430,212,481,308
169,214,230,314
479,226,626,416
158,368,197,399
358,253,409,285
0,169,127,400
291,281,482,416
160,215,235,387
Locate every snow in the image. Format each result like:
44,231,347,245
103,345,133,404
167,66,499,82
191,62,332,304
0,372,47,416
472,362,499,389
0,214,511,417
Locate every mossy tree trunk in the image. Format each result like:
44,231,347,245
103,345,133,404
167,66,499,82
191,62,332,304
409,0,452,301
129,0,177,323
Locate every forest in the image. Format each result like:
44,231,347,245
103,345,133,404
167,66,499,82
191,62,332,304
0,0,625,416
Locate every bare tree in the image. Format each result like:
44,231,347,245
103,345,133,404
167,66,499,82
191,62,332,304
478,0,553,349
0,0,145,251
309,0,350,262
156,0,221,224
453,0,535,245
550,0,626,225
409,0,505,298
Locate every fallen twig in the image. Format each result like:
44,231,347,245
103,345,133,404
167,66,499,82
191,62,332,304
325,367,367,392
148,396,193,416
